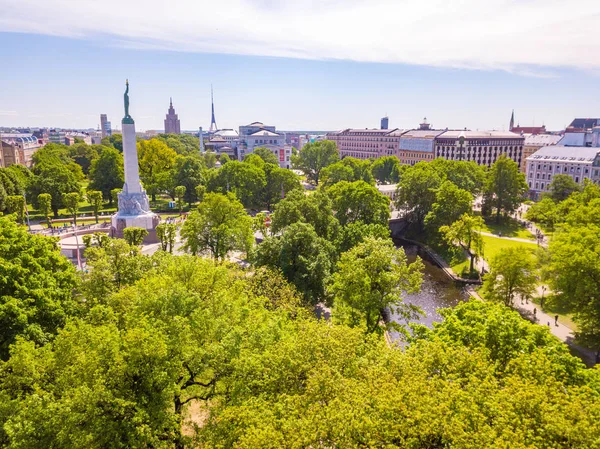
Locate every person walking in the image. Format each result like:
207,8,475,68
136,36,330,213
555,315,559,326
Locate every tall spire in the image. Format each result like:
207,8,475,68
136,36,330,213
509,109,515,131
209,84,217,133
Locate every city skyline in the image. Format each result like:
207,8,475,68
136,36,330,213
1,0,599,131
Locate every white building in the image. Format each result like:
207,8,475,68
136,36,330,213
237,127,292,169
526,146,600,198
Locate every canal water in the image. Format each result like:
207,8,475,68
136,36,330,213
389,243,470,341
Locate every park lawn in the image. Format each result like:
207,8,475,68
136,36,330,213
479,215,536,241
481,234,538,262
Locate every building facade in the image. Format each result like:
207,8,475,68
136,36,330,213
239,122,277,138
398,128,443,165
164,99,181,134
325,128,402,160
100,114,111,138
521,134,562,172
435,130,524,167
526,146,600,199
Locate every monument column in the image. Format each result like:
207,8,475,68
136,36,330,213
111,80,159,242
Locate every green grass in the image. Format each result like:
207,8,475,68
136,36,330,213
481,234,538,262
479,215,536,240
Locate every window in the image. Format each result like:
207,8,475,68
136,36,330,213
576,177,579,183
541,183,545,190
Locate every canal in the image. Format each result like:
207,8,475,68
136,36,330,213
388,243,470,341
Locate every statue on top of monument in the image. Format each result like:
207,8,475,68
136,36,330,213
124,79,131,119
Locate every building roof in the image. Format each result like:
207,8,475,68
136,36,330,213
568,118,600,130
246,122,265,127
511,126,546,134
401,129,445,139
438,130,523,139
249,130,281,137
524,134,562,146
527,145,600,162
214,129,239,137
209,136,227,143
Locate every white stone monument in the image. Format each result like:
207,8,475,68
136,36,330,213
111,80,160,242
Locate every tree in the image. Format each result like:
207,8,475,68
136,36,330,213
270,189,339,240
158,133,200,155
482,247,537,307
86,190,103,224
68,143,100,174
546,224,600,359
524,197,558,230
138,138,178,201
335,221,390,254
6,195,25,224
195,184,206,203
546,174,581,202
371,156,401,184
429,158,486,195
203,151,217,169
28,162,80,218
174,185,186,213
123,227,148,247
320,157,374,187
37,193,52,227
395,163,442,231
327,180,390,227
62,192,81,228
291,140,339,185
253,147,280,165
180,192,253,260
219,153,230,165
156,223,177,253
252,222,336,305
484,156,528,223
440,213,485,274
207,160,265,208
330,237,423,335
0,215,78,360
424,180,473,232
171,156,206,206
263,163,302,209
101,133,123,152
88,148,124,204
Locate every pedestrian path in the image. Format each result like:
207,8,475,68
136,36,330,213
478,231,541,246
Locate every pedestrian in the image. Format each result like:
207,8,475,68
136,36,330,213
540,297,545,309
555,315,559,326
547,321,551,327
533,308,537,318
498,231,502,238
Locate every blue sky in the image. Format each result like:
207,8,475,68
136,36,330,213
1,0,599,132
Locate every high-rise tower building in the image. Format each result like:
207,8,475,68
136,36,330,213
164,98,181,134
381,116,389,130
209,85,217,133
100,114,112,138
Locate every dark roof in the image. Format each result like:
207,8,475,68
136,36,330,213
568,118,600,129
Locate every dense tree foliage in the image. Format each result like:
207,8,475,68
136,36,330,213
546,174,582,202
252,146,280,165
101,133,123,152
181,192,253,260
291,140,339,185
424,180,473,232
395,163,442,231
440,213,485,274
207,160,266,208
371,155,401,184
0,216,78,360
88,148,124,204
28,161,81,217
327,180,390,227
483,155,528,223
270,189,339,240
253,222,336,305
482,247,537,307
321,157,374,187
138,139,178,201
330,237,423,335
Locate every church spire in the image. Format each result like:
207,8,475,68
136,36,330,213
509,109,515,131
209,84,217,133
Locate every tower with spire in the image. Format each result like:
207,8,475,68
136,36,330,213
164,97,181,134
209,85,217,133
509,110,515,131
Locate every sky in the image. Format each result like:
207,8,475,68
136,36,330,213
0,0,599,132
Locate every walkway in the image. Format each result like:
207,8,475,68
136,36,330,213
478,231,543,246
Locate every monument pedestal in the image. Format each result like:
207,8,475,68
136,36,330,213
111,211,160,243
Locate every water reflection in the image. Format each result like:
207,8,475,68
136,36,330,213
389,244,470,341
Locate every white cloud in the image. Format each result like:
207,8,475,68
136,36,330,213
1,0,599,73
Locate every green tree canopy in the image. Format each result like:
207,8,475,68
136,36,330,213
291,140,339,185
546,174,582,202
101,133,123,152
0,215,78,360
330,237,424,335
440,213,485,274
253,222,336,305
371,155,401,184
181,192,253,260
424,180,473,232
138,138,178,201
482,247,537,307
207,160,265,208
327,180,390,227
394,162,442,231
270,189,339,240
28,162,81,217
252,147,280,165
88,148,124,205
86,190,103,224
483,155,528,223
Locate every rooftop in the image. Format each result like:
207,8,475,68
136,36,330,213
568,118,600,130
401,129,445,139
214,129,239,137
249,130,281,137
438,130,523,139
527,145,600,162
524,134,562,146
